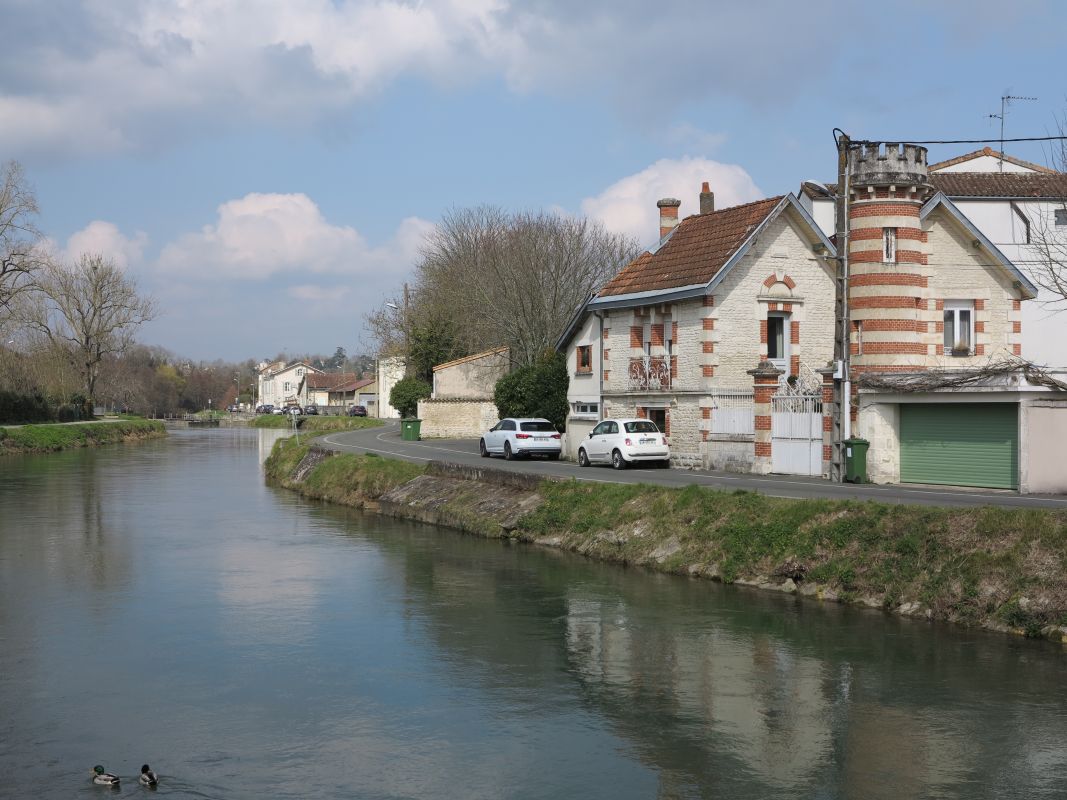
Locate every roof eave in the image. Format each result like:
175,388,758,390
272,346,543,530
921,192,1039,299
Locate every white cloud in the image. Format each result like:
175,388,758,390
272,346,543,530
156,192,433,280
62,221,148,269
581,157,764,244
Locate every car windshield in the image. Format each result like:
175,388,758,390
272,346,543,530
624,421,659,434
520,421,555,432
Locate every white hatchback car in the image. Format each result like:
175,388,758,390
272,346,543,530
577,418,670,469
480,418,562,460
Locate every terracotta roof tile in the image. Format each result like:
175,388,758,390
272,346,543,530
803,173,1067,200
305,372,358,389
599,196,783,297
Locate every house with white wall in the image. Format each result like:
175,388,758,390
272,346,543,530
256,360,323,408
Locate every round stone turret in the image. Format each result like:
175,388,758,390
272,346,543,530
848,142,929,190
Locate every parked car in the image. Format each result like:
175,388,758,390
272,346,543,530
256,404,274,414
577,418,669,469
272,406,287,415
304,404,319,415
227,404,239,413
286,405,303,415
347,405,368,417
480,418,562,460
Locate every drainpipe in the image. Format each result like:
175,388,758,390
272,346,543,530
594,310,605,422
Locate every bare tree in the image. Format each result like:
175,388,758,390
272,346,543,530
20,254,157,413
1029,113,1067,306
0,161,44,318
367,207,638,369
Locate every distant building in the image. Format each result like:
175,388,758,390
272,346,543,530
418,346,508,438
256,360,323,408
375,357,407,418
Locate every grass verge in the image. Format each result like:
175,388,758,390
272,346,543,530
0,419,167,454
250,415,384,432
265,436,423,506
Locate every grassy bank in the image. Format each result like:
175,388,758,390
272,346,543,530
250,414,384,432
0,419,167,454
266,445,1067,641
519,482,1067,637
265,436,424,506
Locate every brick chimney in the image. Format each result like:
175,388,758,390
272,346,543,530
657,197,681,240
699,181,715,214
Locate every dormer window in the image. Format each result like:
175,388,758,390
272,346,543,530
883,227,897,263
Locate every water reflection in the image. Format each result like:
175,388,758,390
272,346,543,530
0,428,1065,800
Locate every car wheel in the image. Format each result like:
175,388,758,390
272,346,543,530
578,448,589,467
479,439,489,458
611,449,627,470
504,442,514,461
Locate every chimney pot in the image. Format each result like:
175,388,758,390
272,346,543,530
699,181,715,214
657,197,681,240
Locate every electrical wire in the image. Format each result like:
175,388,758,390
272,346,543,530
848,135,1067,146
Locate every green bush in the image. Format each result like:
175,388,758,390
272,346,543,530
389,377,431,419
0,390,53,424
493,351,568,430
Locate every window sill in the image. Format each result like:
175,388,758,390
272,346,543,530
573,370,594,377
949,349,974,358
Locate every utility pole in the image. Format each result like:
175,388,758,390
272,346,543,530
831,130,852,482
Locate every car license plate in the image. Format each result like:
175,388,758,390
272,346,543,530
535,436,548,441
640,438,655,444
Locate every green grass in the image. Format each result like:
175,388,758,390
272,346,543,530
264,436,423,506
250,414,384,432
0,419,166,454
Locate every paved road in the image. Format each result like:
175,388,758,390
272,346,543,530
319,422,1067,509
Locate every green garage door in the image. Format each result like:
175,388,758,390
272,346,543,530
900,403,1018,489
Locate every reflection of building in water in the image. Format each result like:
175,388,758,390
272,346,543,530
565,594,832,788
842,706,971,800
257,428,290,465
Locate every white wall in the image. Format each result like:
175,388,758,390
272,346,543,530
376,357,406,418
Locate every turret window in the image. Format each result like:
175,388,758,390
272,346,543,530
883,227,897,263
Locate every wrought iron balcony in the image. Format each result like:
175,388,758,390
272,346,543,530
628,356,671,391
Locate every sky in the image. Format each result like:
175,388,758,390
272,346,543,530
2,0,1065,363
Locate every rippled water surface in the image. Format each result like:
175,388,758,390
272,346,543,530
1,427,1066,799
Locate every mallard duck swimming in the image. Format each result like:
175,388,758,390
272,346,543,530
90,765,120,786
139,764,158,787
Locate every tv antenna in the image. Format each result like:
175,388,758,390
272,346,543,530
989,94,1037,171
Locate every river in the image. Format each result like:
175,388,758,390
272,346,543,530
1,427,1065,799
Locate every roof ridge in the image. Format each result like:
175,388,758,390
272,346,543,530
929,146,1056,174
685,194,785,220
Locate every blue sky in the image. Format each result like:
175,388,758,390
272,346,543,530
3,0,1064,362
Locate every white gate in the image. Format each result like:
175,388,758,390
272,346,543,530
771,394,823,476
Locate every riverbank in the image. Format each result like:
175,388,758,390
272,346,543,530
250,415,385,432
0,419,167,454
266,438,1067,643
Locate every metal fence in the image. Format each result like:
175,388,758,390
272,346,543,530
628,357,672,391
709,390,754,436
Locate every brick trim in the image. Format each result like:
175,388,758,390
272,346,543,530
850,273,928,287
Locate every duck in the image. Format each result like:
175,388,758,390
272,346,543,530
139,764,159,787
90,765,120,786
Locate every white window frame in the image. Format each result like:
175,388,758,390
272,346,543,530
944,300,975,356
883,227,897,263
572,402,599,417
1055,207,1067,227
766,312,791,372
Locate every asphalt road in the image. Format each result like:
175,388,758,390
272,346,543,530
319,422,1067,509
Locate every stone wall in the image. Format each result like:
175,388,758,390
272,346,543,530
417,399,499,439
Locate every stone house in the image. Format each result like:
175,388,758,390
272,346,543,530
558,185,837,472
417,346,508,438
256,360,323,408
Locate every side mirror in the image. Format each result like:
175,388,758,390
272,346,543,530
588,432,594,438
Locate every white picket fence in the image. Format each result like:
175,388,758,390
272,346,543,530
771,394,823,476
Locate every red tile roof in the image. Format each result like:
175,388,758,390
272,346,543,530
599,196,784,297
305,372,358,390
802,173,1067,200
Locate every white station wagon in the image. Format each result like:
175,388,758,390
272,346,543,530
577,418,670,469
480,418,562,460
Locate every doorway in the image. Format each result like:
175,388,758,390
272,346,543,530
648,408,667,435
